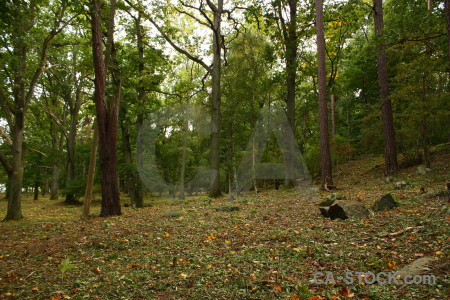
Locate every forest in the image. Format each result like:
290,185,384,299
0,0,449,299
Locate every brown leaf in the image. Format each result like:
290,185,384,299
340,287,355,298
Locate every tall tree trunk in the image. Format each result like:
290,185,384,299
179,106,189,200
284,0,298,188
120,104,136,207
65,87,83,204
373,0,397,176
331,94,336,137
445,0,450,64
34,163,40,200
208,0,223,198
6,122,24,220
315,0,334,189
428,0,432,10
90,0,121,217
82,123,98,218
132,12,145,207
50,164,60,200
4,44,27,220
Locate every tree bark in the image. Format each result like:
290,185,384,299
373,0,397,176
315,0,334,189
90,0,121,217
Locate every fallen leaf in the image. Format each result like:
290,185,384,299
340,287,355,298
273,284,282,291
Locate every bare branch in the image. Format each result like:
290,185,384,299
174,7,211,28
147,17,212,73
0,151,12,174
0,126,12,145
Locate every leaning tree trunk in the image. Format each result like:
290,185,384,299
373,0,397,176
82,123,98,219
90,0,121,217
208,2,222,198
315,0,334,190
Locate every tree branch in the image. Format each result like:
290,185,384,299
146,17,212,73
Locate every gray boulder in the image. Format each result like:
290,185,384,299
385,176,395,183
327,200,370,220
374,193,399,212
394,181,409,190
396,257,437,279
416,166,429,175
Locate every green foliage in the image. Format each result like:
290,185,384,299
58,257,75,275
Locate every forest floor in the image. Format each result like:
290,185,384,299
0,145,449,300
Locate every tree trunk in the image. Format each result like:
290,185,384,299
34,164,40,200
65,87,83,204
82,123,98,219
445,0,450,64
331,94,336,137
284,0,298,188
134,12,145,208
428,0,432,10
373,0,398,176
90,0,121,217
315,0,334,189
50,163,60,200
120,104,137,207
34,182,39,200
5,121,24,220
208,1,223,198
179,106,189,200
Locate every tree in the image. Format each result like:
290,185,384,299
373,0,397,176
0,0,72,220
134,0,237,198
445,0,450,64
315,0,333,189
89,0,121,217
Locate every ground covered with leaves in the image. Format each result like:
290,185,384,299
1,149,449,299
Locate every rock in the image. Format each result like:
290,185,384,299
385,176,395,183
416,166,428,175
215,205,240,212
327,200,370,220
396,257,437,279
394,181,409,190
319,193,346,206
373,193,399,212
319,207,329,218
424,190,449,199
440,204,450,216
